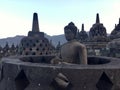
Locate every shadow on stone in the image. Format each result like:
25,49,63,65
88,56,110,65
20,55,55,63
15,70,30,90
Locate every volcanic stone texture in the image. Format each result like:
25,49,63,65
0,56,120,90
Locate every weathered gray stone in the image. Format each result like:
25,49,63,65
0,56,120,90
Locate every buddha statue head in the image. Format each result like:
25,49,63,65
64,22,77,41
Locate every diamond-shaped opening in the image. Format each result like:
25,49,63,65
96,72,113,90
50,73,73,90
32,52,36,55
0,67,3,82
15,70,30,90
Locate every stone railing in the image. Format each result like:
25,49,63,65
0,56,120,90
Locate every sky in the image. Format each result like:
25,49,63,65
0,0,120,38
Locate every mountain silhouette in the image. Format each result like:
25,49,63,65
0,34,67,48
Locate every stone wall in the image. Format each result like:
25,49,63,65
0,56,120,90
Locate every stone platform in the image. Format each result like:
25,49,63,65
0,56,120,90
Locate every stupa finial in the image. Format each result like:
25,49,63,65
81,24,84,31
96,13,100,23
32,13,40,32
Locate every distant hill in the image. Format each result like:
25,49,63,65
45,34,67,47
0,35,24,47
0,34,67,47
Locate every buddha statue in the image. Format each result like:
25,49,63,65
51,22,88,89
51,22,87,64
